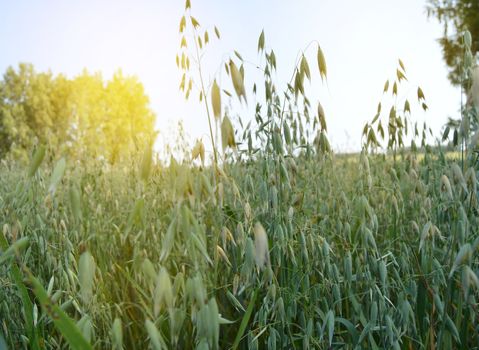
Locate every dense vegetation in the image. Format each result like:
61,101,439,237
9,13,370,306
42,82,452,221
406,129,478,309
1,1,479,349
3,139,479,349
0,64,156,162
427,0,479,86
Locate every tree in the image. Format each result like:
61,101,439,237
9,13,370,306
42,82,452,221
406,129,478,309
0,64,157,162
68,70,156,163
0,64,68,159
103,71,156,164
427,0,479,86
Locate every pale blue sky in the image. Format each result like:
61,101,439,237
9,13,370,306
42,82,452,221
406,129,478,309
0,0,460,153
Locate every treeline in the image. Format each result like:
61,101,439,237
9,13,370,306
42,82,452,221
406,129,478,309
0,63,157,163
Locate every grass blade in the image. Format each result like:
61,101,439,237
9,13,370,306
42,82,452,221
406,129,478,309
231,289,258,350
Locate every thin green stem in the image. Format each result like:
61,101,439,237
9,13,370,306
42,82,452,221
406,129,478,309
192,27,219,167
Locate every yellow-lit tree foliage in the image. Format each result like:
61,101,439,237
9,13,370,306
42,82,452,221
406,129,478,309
0,64,157,163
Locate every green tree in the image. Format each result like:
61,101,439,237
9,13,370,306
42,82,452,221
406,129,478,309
0,64,157,162
103,71,156,164
0,63,69,159
427,0,479,86
68,70,156,163
67,70,106,159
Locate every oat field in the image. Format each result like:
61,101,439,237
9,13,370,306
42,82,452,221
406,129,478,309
1,1,479,349
2,139,479,349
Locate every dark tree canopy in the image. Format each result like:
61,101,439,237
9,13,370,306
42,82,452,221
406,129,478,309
427,0,479,86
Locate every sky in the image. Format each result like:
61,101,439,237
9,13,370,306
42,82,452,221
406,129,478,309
0,0,461,154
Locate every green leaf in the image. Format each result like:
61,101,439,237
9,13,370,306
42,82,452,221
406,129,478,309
446,315,460,343
232,289,258,350
336,317,358,345
27,145,46,177
449,244,471,278
49,157,66,194
111,318,123,350
27,271,93,350
0,237,29,265
325,310,335,346
0,233,40,350
464,31,472,48
78,251,96,304
145,319,166,350
0,332,7,350
69,184,82,222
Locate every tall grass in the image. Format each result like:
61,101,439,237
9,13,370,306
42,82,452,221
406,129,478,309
1,2,479,349
1,139,479,349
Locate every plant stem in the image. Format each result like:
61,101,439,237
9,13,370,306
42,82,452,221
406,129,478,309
193,27,219,167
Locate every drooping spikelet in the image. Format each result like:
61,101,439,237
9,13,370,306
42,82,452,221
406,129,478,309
253,222,270,270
